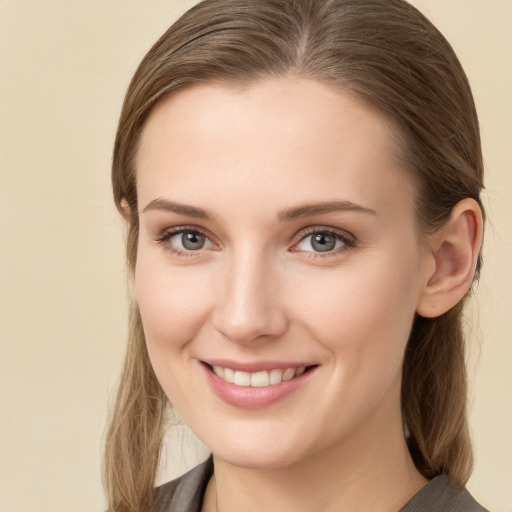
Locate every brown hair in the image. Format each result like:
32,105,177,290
104,1,484,510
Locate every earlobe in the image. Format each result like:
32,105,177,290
416,198,484,318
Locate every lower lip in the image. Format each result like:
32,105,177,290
201,363,316,410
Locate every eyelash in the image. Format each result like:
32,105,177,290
292,227,356,259
155,226,215,257
155,226,356,258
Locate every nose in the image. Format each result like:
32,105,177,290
212,249,289,345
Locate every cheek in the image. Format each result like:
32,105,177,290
288,252,421,437
134,252,216,412
134,251,212,349
292,249,421,374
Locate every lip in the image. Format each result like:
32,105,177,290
200,360,318,410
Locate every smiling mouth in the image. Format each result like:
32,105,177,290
205,364,316,387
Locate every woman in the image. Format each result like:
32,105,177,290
104,0,488,511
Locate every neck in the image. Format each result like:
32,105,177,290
203,403,427,512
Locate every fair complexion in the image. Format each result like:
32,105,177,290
134,78,482,512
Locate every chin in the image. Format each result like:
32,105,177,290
206,428,315,471
214,447,301,471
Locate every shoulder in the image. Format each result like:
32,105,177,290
400,475,489,512
152,457,213,512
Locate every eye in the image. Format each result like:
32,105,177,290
158,228,214,253
295,230,352,254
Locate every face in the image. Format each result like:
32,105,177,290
135,78,430,470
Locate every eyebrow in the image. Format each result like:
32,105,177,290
141,198,212,219
141,198,376,221
277,201,377,221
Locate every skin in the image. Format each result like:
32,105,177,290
133,78,481,512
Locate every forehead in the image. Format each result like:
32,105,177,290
135,77,415,220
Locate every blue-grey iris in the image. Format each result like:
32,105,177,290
311,233,336,252
182,231,206,250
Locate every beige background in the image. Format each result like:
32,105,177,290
0,1,510,511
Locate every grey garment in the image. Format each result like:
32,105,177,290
153,458,213,512
398,475,489,512
153,457,489,512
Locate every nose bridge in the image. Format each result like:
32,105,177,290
213,245,287,344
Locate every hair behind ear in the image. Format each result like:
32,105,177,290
402,305,473,483
403,198,483,484
103,302,167,512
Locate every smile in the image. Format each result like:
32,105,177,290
201,361,317,409
211,365,307,387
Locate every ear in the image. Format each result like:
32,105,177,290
416,198,484,318
118,198,132,223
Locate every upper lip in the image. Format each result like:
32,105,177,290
201,359,317,373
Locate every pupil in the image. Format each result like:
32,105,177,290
182,231,205,250
312,233,335,252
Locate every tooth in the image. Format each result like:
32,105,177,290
224,368,235,384
282,368,295,381
215,366,307,386
213,365,225,378
269,369,283,385
251,371,270,387
233,371,251,386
